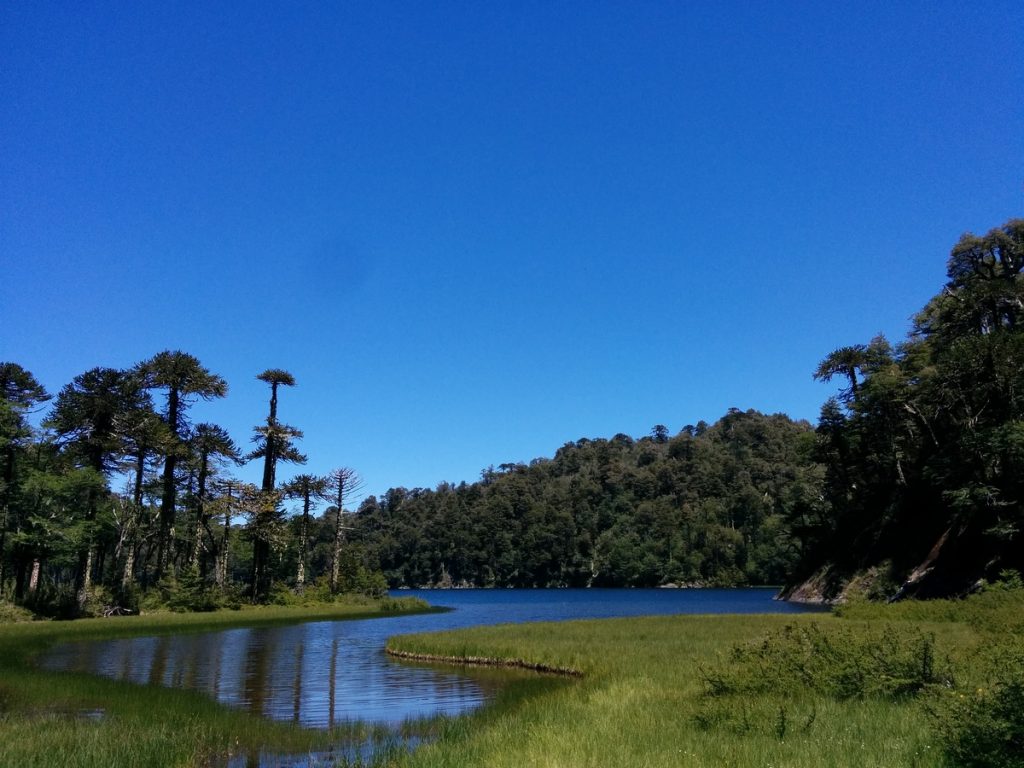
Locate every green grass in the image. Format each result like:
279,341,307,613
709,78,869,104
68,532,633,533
386,594,1024,768
0,597,435,768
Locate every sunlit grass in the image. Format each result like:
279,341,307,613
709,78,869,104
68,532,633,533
387,600,1017,768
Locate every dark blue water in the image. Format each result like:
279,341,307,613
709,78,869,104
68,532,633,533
40,588,822,728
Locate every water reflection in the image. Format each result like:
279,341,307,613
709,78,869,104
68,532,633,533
45,621,500,727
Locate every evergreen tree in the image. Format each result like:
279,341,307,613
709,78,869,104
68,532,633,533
138,351,227,580
281,473,328,589
0,363,50,597
248,369,305,601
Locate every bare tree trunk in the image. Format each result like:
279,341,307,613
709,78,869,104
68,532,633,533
331,481,348,593
0,504,8,598
28,559,40,595
76,547,94,611
217,488,233,589
296,493,310,590
122,545,136,590
156,388,180,580
0,445,15,598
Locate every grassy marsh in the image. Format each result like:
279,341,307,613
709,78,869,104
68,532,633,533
387,592,1024,768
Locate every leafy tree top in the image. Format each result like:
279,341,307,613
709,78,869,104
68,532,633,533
0,362,50,409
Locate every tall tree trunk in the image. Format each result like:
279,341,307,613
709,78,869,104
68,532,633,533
75,478,101,613
216,485,233,589
156,387,180,580
28,558,40,596
330,478,346,594
296,491,311,589
0,504,8,598
190,451,210,570
121,449,145,590
122,544,136,591
0,445,16,597
75,547,94,613
251,383,280,602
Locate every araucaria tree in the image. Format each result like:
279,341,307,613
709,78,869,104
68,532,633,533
47,367,151,609
248,369,305,602
0,363,50,597
138,351,227,580
0,353,390,614
326,467,365,593
281,473,328,590
187,424,239,575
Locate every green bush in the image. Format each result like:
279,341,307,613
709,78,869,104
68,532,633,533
0,599,35,623
702,622,953,700
145,570,221,613
932,661,1024,767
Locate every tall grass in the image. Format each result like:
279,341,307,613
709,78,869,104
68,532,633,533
387,592,1024,768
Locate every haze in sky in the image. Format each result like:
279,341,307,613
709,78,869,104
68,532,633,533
2,2,1021,500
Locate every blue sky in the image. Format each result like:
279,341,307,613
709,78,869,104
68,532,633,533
2,1,1022,502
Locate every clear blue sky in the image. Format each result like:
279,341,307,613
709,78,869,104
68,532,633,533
2,2,1022,502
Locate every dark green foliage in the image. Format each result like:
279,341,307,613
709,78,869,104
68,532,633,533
145,570,236,613
797,219,1024,598
350,409,819,588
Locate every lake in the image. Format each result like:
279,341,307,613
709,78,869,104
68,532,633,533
39,588,823,729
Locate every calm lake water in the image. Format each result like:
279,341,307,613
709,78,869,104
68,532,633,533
39,588,823,729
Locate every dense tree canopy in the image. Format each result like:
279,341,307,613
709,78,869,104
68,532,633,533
792,219,1024,598
346,410,818,588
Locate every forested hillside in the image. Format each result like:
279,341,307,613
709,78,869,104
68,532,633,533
786,218,1024,600
346,410,821,588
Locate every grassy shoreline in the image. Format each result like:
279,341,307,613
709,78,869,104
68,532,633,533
385,592,1023,768
0,597,435,768
2,591,1020,767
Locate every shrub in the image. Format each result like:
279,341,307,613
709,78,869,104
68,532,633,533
146,570,221,613
0,599,35,623
702,622,953,700
932,660,1024,767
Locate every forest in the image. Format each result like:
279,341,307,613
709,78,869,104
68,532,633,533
1,217,1021,615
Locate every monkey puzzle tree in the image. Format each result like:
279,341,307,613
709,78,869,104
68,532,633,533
186,424,239,576
113,400,167,589
0,363,50,596
248,369,305,601
325,467,365,593
47,367,149,608
803,218,1024,597
138,351,227,580
281,473,328,589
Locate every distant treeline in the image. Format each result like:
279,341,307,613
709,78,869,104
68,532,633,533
346,411,819,588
